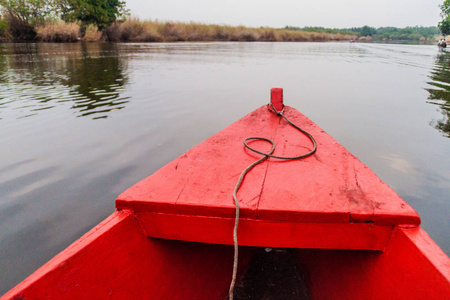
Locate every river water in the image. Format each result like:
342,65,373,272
0,42,449,294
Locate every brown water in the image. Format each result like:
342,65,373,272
0,42,449,294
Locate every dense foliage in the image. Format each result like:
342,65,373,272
0,0,60,38
0,0,127,35
285,25,439,41
57,0,128,29
439,0,450,36
0,0,58,24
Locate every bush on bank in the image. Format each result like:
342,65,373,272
83,24,103,42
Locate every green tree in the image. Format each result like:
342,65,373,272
439,0,450,36
361,25,377,36
0,0,57,24
439,19,450,36
0,0,58,39
57,0,128,29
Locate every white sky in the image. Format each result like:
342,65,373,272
126,0,442,28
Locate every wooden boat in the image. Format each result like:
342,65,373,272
2,89,449,299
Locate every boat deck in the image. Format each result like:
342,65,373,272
116,103,419,250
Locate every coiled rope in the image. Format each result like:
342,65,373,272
228,103,317,299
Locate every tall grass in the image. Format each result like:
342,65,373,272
104,19,355,42
83,24,102,42
105,18,162,42
1,16,356,43
36,21,80,42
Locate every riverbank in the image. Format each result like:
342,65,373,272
0,16,441,44
0,19,355,43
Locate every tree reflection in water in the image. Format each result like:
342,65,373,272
0,43,129,120
427,51,450,137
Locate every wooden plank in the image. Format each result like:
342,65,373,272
135,212,393,250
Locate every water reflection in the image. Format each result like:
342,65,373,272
426,51,450,137
0,43,129,120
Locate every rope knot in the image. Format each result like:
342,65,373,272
268,102,285,116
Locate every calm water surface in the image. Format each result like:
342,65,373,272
0,42,449,293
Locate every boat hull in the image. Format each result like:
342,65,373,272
2,211,449,299
1,211,252,300
294,226,450,299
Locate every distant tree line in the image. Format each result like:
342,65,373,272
284,26,357,36
285,25,440,41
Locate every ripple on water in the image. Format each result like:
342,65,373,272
0,44,130,120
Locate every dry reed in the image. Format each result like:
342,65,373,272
104,19,354,43
83,24,102,42
36,21,80,42
105,18,162,42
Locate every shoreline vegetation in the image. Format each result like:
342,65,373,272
0,18,441,44
0,0,441,44
0,17,358,43
104,19,355,43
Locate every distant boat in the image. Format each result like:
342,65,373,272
2,89,450,299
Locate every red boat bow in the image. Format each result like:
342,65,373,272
116,95,419,250
2,89,449,299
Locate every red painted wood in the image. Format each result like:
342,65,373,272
270,88,284,112
116,103,420,251
2,211,253,300
116,106,280,219
293,227,450,299
257,107,420,225
4,213,448,299
136,212,393,250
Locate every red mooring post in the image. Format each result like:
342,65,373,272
270,88,284,112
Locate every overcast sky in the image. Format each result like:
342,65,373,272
126,0,442,28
